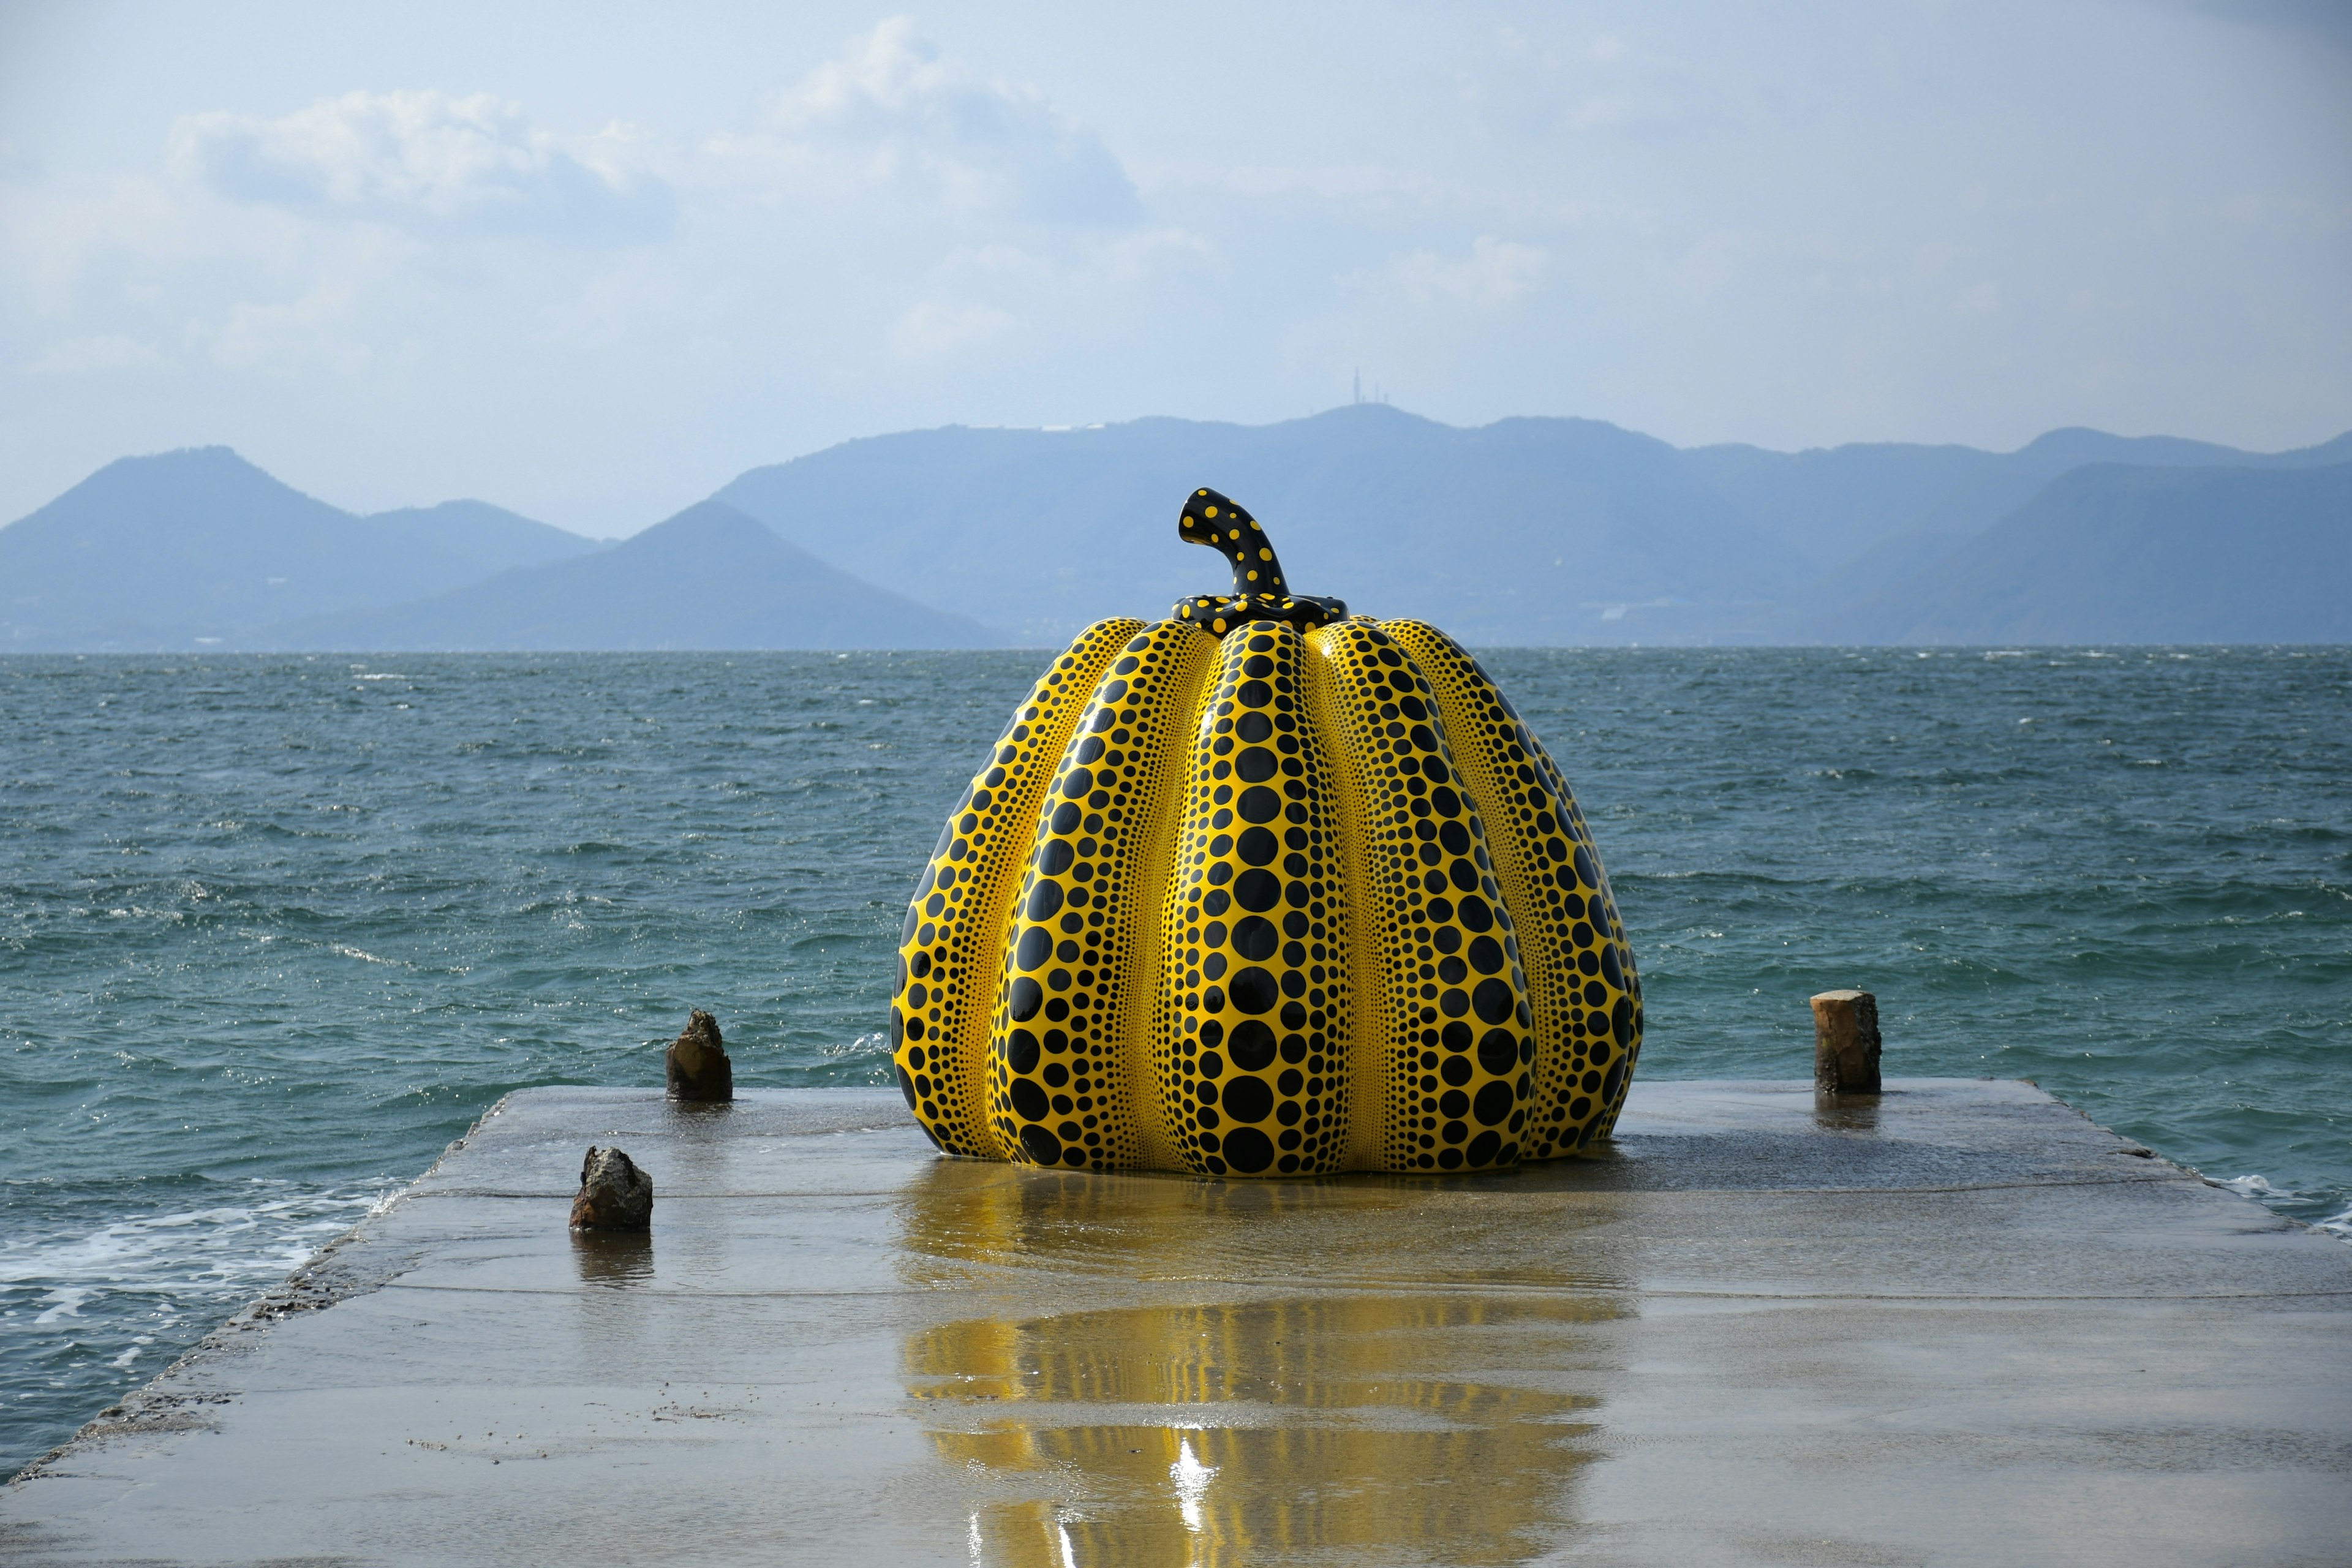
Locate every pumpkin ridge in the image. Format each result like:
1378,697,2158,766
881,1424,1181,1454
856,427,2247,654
1302,624,1381,1171
989,619,1213,1170
1305,619,1531,1171
1384,622,1640,1158
1524,722,1643,1141
892,617,1140,1158
1145,627,1229,1170
1163,619,1349,1176
1123,625,1219,1172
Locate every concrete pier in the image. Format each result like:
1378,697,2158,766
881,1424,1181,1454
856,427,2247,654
6,1079,2349,1567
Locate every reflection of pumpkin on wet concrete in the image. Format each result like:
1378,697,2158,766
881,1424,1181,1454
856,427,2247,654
891,1154,1637,1294
892,488,1642,1177
908,1297,1604,1567
892,1159,1624,1566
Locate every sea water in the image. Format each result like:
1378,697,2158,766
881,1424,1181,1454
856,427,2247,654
4,647,2346,1475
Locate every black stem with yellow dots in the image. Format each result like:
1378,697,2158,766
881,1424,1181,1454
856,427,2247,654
1172,488,1349,637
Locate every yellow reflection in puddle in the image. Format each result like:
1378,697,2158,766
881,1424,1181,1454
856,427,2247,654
898,1163,1621,1566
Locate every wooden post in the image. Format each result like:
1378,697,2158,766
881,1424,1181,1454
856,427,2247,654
1811,989,1882,1095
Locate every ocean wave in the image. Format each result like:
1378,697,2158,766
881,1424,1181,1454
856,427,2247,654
0,1179,397,1430
0,1184,391,1301
823,1030,890,1060
2211,1175,2352,1243
2217,1174,2288,1199
819,1031,895,1086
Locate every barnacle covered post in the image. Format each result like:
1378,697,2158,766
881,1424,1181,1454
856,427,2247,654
891,489,1641,1175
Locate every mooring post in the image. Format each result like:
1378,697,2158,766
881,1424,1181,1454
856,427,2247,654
1812,989,1882,1094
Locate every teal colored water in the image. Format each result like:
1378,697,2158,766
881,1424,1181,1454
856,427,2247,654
4,647,2347,1476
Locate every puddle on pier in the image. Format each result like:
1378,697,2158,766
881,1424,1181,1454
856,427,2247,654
894,1158,1629,1565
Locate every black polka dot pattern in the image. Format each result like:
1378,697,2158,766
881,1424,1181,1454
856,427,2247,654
1303,619,1534,1171
989,620,1214,1171
1172,488,1348,636
886,489,1638,1175
1161,621,1351,1177
892,619,1142,1157
1384,622,1644,1154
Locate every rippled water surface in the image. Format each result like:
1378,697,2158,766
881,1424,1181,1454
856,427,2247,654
4,647,2347,1474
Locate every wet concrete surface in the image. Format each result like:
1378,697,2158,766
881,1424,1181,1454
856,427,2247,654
5,1079,2348,1567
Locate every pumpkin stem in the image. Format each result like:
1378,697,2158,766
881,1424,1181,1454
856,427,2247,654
1175,489,1348,636
1180,488,1291,597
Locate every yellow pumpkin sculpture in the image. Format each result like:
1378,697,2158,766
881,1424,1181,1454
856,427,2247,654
891,488,1641,1175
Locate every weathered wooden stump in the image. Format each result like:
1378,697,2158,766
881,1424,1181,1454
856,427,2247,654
1811,989,1882,1095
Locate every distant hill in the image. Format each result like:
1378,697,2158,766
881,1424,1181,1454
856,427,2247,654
1686,426,2352,592
0,448,595,650
717,405,1807,646
8,418,2348,650
719,406,2352,646
1840,462,2352,644
363,500,604,584
266,500,1003,650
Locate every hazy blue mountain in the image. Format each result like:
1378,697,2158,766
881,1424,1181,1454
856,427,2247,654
13,418,2349,652
362,500,604,582
0,447,595,650
1841,463,2352,644
716,404,1806,646
1685,426,2352,577
269,500,1002,650
720,405,2350,646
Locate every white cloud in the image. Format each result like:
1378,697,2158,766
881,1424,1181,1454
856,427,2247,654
892,299,1014,357
930,227,1218,290
1291,238,1554,393
209,283,371,374
1954,281,2002,314
168,90,672,244
0,176,188,302
1677,230,1749,296
752,18,1138,225
1381,237,1549,311
23,333,170,375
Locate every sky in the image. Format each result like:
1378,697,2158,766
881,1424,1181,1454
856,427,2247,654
1,0,2346,535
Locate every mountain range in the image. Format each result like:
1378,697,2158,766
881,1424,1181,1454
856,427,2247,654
3,407,2346,649
717,409,2352,644
0,447,594,649
265,500,994,650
